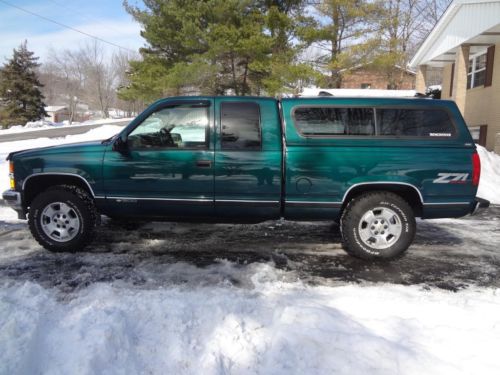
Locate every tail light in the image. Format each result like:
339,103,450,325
472,151,481,186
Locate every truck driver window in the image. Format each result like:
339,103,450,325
128,104,209,149
221,102,261,150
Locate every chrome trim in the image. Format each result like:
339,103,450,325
107,196,212,202
342,182,424,204
216,199,279,204
22,173,96,197
423,202,470,206
2,189,22,208
285,200,342,208
106,197,280,205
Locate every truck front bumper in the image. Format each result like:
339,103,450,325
1,189,26,219
471,197,490,216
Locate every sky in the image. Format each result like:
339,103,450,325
0,0,144,62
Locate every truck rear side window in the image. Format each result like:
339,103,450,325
293,107,375,136
376,109,456,137
221,102,261,150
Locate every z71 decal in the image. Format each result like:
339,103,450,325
433,173,469,184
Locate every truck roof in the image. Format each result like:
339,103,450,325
153,95,447,104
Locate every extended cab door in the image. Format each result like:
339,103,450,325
214,97,282,220
102,99,214,218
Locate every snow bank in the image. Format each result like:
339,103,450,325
0,118,132,135
0,275,499,375
0,125,123,192
477,145,500,205
24,120,62,129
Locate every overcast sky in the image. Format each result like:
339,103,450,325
0,0,144,62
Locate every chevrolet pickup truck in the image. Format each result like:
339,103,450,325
2,96,489,260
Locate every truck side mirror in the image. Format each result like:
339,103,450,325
112,135,129,154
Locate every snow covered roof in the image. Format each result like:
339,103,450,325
410,0,500,68
44,106,67,113
299,88,417,98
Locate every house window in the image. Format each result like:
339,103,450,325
468,53,487,89
469,125,488,146
360,83,371,89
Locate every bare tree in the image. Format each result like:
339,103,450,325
47,48,86,123
370,0,451,88
78,41,115,118
306,0,381,88
112,50,142,117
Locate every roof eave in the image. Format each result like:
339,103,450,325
409,1,460,69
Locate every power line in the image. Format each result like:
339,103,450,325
0,0,137,53
45,0,129,37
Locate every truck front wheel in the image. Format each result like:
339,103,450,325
28,185,98,252
340,192,416,260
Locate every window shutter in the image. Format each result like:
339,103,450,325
449,63,455,96
479,125,488,146
485,46,495,87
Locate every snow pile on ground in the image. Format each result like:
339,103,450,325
477,145,500,204
0,125,123,192
0,272,499,375
0,118,132,135
24,119,62,129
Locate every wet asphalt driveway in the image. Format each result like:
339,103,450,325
0,205,499,293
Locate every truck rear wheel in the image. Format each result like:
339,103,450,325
340,192,416,260
28,185,98,252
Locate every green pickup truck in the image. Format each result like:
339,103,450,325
2,96,489,260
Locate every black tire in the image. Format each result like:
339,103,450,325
340,191,416,260
28,185,98,252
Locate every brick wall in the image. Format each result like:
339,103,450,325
341,67,415,90
464,42,500,152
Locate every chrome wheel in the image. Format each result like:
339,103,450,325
40,202,81,242
358,206,402,250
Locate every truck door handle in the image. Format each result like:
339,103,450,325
196,160,212,168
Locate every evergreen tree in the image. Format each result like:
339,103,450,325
119,0,315,100
0,41,47,128
304,0,382,88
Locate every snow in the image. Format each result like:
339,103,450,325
300,87,418,97
477,145,500,204
0,117,132,135
0,271,499,375
427,85,442,91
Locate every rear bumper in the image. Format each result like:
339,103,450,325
1,189,26,219
471,197,490,216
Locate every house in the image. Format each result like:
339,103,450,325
44,104,91,123
44,106,69,123
410,0,500,153
339,64,416,90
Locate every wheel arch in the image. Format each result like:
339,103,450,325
342,182,423,217
23,173,96,207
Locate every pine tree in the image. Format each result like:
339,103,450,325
0,41,47,128
119,0,315,100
